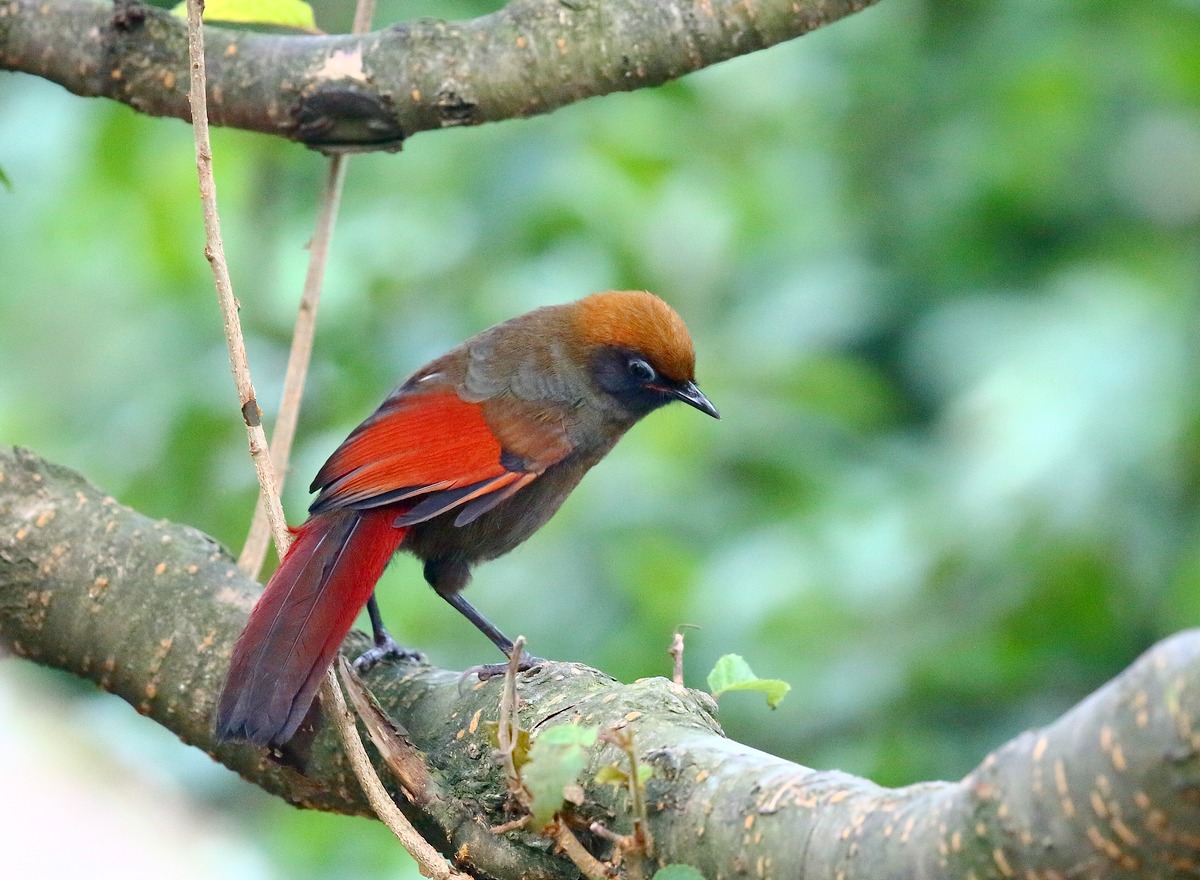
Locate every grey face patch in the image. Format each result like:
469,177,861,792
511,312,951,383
461,335,506,402
510,339,580,402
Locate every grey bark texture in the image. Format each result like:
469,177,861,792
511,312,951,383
3,445,1200,879
0,0,879,151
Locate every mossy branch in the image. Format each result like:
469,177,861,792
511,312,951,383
2,445,1199,879
0,0,878,151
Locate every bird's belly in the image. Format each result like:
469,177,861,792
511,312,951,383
403,456,594,565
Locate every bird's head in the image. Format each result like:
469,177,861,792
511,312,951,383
574,290,719,421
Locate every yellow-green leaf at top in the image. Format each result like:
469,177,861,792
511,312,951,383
170,0,319,33
707,654,791,709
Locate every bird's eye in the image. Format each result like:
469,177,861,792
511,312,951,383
627,358,656,383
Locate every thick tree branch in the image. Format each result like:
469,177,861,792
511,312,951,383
0,0,878,151
3,445,1200,878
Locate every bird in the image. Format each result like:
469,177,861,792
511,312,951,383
215,290,718,748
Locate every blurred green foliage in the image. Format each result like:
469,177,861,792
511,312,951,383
2,0,1200,875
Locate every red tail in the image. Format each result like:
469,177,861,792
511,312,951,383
215,509,405,746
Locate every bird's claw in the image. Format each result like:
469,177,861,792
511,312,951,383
353,634,423,673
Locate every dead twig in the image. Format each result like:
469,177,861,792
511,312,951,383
184,0,289,558
331,660,469,879
184,0,451,867
669,630,685,687
237,153,345,577
237,0,377,578
553,821,611,880
497,635,529,802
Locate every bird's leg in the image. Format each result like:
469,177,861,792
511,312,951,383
353,593,423,672
442,592,546,678
425,558,545,678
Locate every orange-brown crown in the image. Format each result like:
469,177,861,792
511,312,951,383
573,290,696,382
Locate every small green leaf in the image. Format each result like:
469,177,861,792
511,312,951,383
170,0,318,32
593,764,629,787
536,724,598,747
523,725,598,828
0,166,11,192
653,865,707,880
595,756,653,788
707,654,790,709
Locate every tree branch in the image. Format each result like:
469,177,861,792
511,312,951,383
3,445,1200,878
0,0,878,152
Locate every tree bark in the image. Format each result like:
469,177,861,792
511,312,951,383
0,0,878,152
3,444,1200,878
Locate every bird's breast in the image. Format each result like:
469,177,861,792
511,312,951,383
402,444,612,567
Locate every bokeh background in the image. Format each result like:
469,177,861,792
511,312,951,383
3,0,1200,876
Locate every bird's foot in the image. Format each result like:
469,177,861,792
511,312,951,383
353,632,423,673
469,652,546,681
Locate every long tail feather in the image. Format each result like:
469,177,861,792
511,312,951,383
215,509,405,746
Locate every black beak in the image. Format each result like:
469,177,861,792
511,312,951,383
672,380,720,419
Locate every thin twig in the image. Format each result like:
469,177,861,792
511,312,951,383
668,623,698,687
184,0,451,867
623,730,653,859
591,728,653,877
237,155,347,577
343,646,545,873
669,630,685,687
497,635,529,801
554,822,611,880
490,815,530,835
588,823,627,846
587,820,637,876
330,662,468,880
238,0,376,578
185,0,290,558
339,660,426,801
348,0,377,34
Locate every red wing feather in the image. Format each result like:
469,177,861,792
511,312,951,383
309,389,572,521
311,390,507,512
